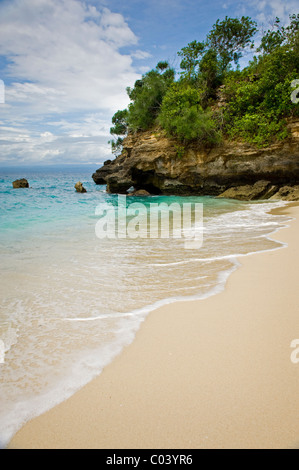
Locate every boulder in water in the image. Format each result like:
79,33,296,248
12,178,29,188
75,181,87,193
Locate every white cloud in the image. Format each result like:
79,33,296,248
48,113,111,137
0,121,111,165
244,0,298,25
0,0,140,115
0,0,145,165
137,66,151,74
131,50,152,60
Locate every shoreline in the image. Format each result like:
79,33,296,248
8,202,299,449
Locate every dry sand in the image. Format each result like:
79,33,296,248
8,203,299,449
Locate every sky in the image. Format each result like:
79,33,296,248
0,0,297,167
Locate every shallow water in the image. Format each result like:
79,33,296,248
0,165,289,447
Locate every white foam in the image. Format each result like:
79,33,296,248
0,313,144,448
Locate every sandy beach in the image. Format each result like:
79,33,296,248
8,203,299,449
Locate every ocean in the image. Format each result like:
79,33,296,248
0,165,290,447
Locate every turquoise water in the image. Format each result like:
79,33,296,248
0,165,289,447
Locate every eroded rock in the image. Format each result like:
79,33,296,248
74,181,87,193
92,119,299,198
270,185,299,201
217,181,278,200
12,178,29,188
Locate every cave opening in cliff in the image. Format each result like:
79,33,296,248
131,168,162,195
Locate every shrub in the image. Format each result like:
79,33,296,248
159,84,221,145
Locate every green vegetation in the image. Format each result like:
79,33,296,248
159,84,220,145
108,109,128,154
109,14,299,153
126,61,175,131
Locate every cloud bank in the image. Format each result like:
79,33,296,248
0,0,144,165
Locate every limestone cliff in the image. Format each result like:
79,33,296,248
92,120,299,200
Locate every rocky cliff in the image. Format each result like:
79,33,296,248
92,120,299,200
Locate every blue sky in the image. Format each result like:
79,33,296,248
0,0,297,166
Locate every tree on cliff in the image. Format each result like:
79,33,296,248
223,14,299,146
257,14,299,55
158,16,257,143
126,61,175,131
207,16,257,70
108,109,129,154
108,62,174,153
178,16,257,91
159,83,220,145
108,14,299,151
177,40,205,81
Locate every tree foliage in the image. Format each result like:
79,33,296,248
207,16,257,70
108,14,299,152
159,84,220,144
126,62,175,131
177,40,205,81
109,109,129,154
257,14,299,54
223,24,299,146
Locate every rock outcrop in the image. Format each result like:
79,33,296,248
92,120,299,200
74,181,87,193
127,189,151,196
217,181,278,201
270,185,299,201
12,178,29,188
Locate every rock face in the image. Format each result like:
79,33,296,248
270,185,299,201
74,181,87,193
217,181,278,201
12,178,29,188
92,119,299,200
